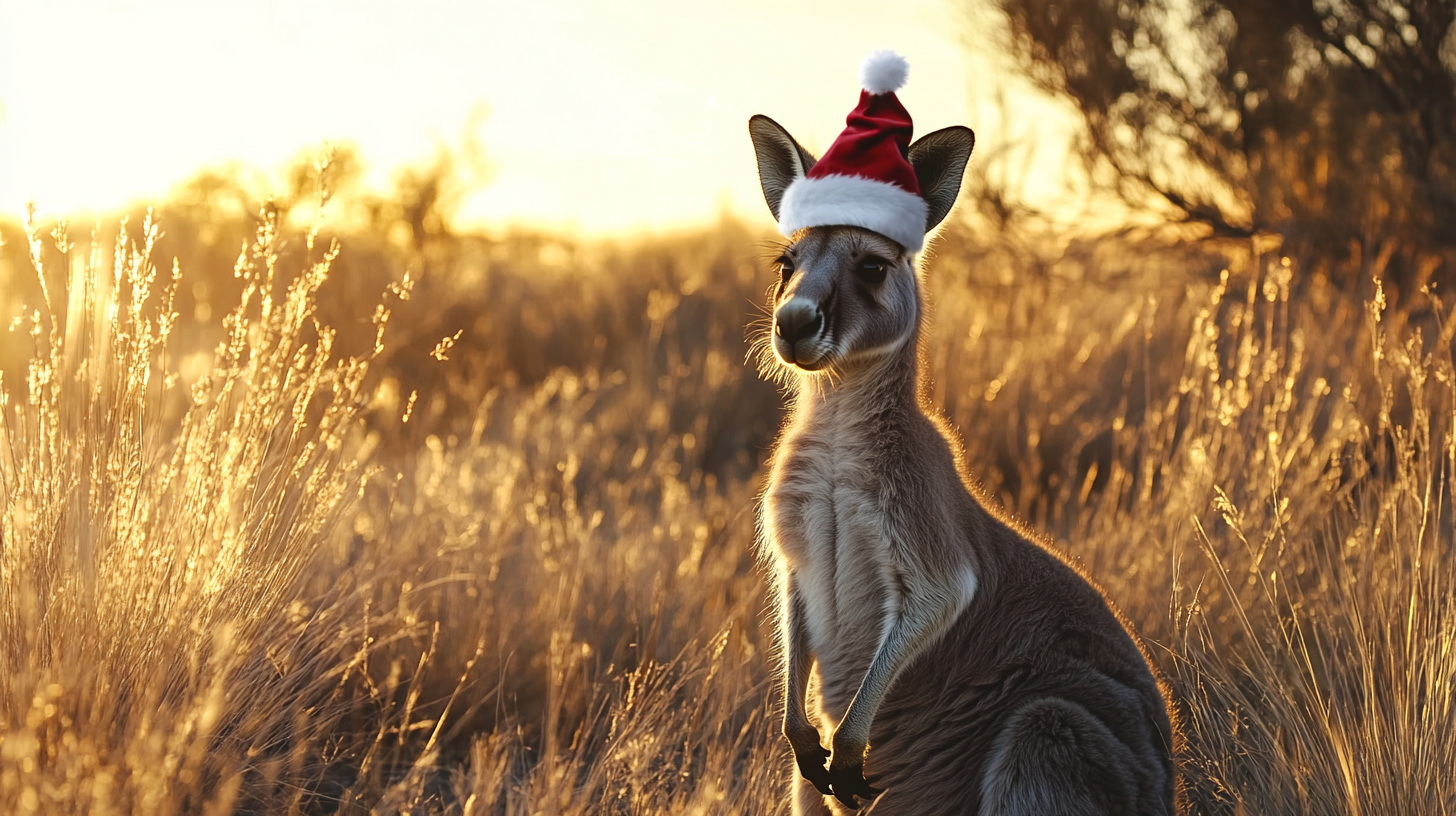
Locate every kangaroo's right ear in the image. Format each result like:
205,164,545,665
908,126,975,233
749,115,818,221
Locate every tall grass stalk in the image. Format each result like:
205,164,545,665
0,203,408,814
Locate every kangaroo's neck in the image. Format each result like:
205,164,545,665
794,329,922,427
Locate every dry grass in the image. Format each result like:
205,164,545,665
1,168,1453,814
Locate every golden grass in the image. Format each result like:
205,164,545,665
1,177,1453,814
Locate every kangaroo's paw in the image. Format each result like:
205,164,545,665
827,761,882,809
793,742,834,795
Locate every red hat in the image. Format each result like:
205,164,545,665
778,50,929,252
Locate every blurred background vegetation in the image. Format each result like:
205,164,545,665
994,0,1455,291
2,1,1455,814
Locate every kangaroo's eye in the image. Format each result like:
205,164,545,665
777,257,795,283
856,257,888,285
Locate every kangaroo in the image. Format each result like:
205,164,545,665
749,52,1178,816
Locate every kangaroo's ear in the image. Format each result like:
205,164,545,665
908,126,975,232
749,114,818,221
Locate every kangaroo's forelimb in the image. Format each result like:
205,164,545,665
784,575,834,796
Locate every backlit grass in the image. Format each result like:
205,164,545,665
1,170,1452,813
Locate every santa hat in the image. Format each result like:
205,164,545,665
778,50,928,252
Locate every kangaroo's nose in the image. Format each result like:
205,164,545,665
775,300,823,345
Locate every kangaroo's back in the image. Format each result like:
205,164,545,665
858,515,1177,815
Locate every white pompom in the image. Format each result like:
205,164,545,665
858,50,909,95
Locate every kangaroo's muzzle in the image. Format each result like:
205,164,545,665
774,297,827,368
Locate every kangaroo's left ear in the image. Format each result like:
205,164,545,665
908,126,975,232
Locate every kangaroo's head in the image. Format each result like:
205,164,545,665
748,114,974,375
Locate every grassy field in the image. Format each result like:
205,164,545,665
1,164,1454,814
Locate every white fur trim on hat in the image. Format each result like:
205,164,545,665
778,174,929,252
859,50,909,95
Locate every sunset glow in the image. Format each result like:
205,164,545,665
0,0,1065,235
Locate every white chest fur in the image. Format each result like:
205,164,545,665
765,406,901,678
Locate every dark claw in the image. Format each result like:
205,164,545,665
794,743,834,795
828,763,883,809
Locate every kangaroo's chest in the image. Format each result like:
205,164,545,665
767,421,898,682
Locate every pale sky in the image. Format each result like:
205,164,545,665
0,0,1077,236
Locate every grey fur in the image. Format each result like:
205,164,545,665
749,119,1179,816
